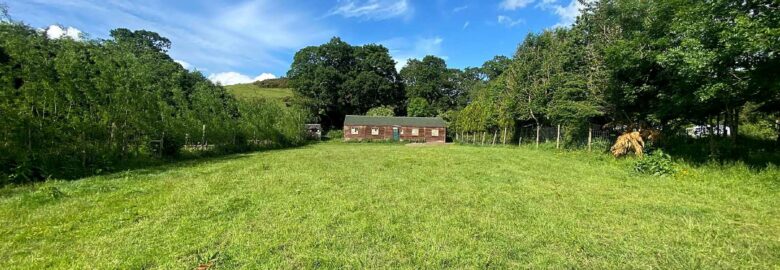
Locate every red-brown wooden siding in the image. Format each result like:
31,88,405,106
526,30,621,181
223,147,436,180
343,125,446,143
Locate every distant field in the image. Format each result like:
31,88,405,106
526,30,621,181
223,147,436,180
225,83,294,101
1,143,778,268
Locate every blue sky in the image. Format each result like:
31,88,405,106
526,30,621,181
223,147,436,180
7,0,583,85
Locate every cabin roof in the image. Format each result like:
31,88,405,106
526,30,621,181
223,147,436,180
344,115,447,128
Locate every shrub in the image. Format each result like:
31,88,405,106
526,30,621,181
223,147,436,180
634,150,677,176
326,130,343,140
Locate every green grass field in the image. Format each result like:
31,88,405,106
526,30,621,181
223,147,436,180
225,83,294,102
1,143,778,269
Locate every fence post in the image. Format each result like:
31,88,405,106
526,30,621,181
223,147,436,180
588,126,592,152
556,124,561,149
492,130,497,146
201,124,206,150
535,125,540,148
481,132,486,145
519,136,522,146
502,128,508,145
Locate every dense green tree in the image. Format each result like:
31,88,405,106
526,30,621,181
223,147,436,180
0,21,306,183
400,55,468,113
288,37,404,128
366,105,395,117
407,97,435,117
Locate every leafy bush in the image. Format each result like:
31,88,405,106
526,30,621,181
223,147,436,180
326,130,343,140
634,150,677,176
366,106,395,117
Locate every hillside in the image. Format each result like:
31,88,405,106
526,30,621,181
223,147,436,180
2,143,777,268
225,83,294,102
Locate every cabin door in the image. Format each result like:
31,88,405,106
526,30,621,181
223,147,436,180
392,127,400,141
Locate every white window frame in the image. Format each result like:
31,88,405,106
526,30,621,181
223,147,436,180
351,128,359,135
371,127,379,135
431,129,439,137
411,128,419,136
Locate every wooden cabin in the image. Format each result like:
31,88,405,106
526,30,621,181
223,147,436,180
343,115,447,143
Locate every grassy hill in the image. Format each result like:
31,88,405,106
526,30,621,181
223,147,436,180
1,143,778,268
225,83,294,102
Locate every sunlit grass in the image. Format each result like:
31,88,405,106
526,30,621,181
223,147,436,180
225,83,293,102
0,143,777,268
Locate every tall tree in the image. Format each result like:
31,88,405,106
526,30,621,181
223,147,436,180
288,37,404,128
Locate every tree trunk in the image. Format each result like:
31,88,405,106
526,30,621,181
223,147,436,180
556,124,561,149
481,132,486,145
502,128,508,144
492,130,497,146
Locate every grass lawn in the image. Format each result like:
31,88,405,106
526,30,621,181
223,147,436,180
1,143,778,268
225,83,293,102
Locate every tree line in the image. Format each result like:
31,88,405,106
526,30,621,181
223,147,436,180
0,22,308,183
289,0,779,152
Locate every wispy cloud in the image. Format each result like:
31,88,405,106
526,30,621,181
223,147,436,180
462,21,470,29
12,0,333,79
330,0,411,21
499,0,534,10
379,36,445,70
452,5,468,12
548,0,585,28
497,15,524,27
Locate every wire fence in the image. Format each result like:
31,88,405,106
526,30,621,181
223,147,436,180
454,124,622,150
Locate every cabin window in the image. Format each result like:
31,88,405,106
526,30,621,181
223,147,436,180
431,129,439,137
351,128,359,135
371,128,379,135
411,128,419,136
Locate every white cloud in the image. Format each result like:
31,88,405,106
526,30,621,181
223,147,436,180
255,73,277,81
498,15,524,27
453,5,468,12
174,59,192,70
463,21,470,29
208,72,277,86
549,0,585,27
500,0,535,10
379,36,445,71
45,25,82,40
331,0,411,20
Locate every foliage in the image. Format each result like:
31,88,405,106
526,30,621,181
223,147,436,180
288,37,404,128
634,150,677,176
325,129,343,139
252,77,289,88
0,22,306,183
400,55,470,113
366,105,395,117
406,97,435,117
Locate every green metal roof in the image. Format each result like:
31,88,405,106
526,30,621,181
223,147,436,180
344,115,447,128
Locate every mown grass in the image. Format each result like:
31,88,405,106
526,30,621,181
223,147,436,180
225,83,293,102
0,143,778,269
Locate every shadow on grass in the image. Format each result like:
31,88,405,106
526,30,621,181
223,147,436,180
3,142,321,187
660,136,779,169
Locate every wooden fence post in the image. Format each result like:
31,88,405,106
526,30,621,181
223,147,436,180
481,132,486,145
588,126,592,152
556,124,561,149
535,125,540,148
492,130,498,146
201,124,206,150
519,136,522,146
